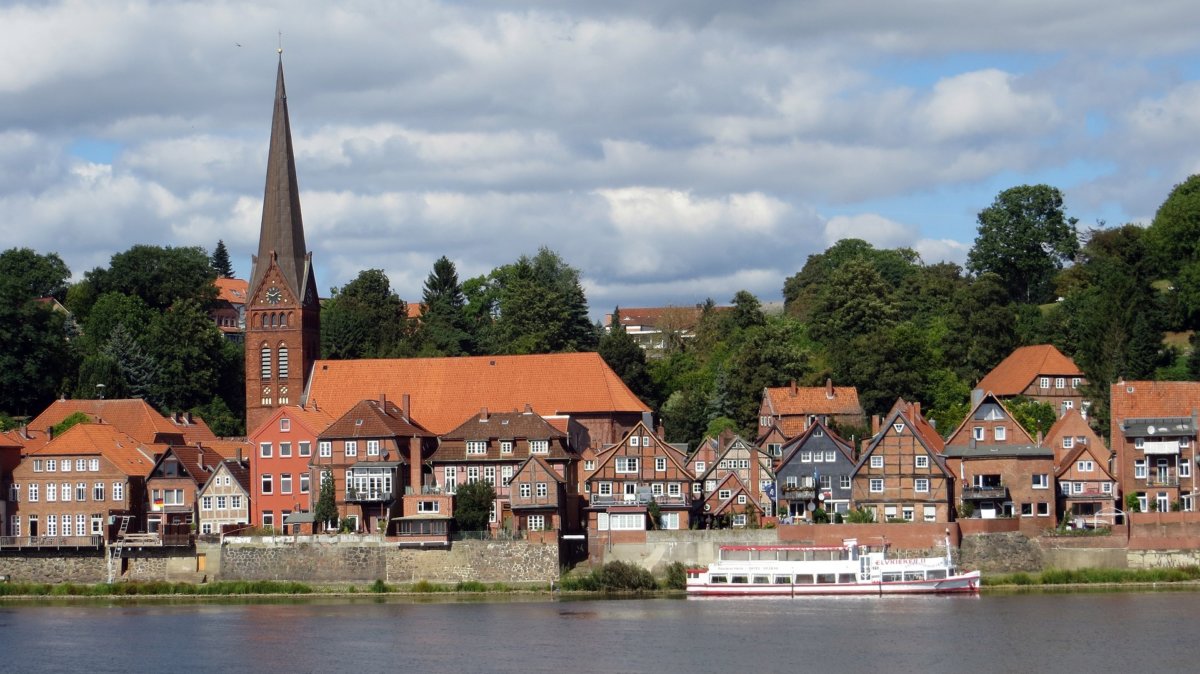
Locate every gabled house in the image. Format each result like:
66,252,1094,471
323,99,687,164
8,423,153,546
941,393,1056,532
1110,381,1200,513
759,379,867,438
774,420,856,521
974,344,1087,417
197,458,252,536
432,406,576,534
212,277,248,341
508,455,569,542
695,433,774,518
585,421,695,533
755,423,789,465
603,305,722,355
145,444,234,538
248,403,335,531
698,472,765,528
852,400,953,523
1044,410,1116,525
687,434,721,480
312,395,435,534
27,398,198,455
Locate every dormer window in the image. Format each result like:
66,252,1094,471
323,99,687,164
893,423,905,434
466,441,488,456
530,440,549,454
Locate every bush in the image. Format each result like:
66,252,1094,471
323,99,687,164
846,508,875,523
455,580,488,592
662,562,687,590
559,561,657,592
370,579,390,593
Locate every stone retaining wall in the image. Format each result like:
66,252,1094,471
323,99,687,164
0,550,106,583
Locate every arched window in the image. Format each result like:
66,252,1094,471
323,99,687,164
277,345,289,379
261,313,268,329
260,345,272,380
279,312,288,328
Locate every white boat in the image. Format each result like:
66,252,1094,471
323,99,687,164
686,536,981,597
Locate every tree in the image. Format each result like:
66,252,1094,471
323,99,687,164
0,248,71,301
144,299,229,411
943,273,1018,384
210,240,235,278
809,258,898,345
967,185,1079,304
487,248,597,354
1006,397,1058,438
321,269,411,359
728,290,765,331
50,411,91,437
314,470,339,531
832,322,933,416
599,308,656,407
99,323,161,403
417,256,475,356
453,481,496,532
81,245,217,314
1146,174,1200,278
722,318,811,434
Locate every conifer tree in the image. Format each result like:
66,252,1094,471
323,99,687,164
314,471,339,532
210,240,235,278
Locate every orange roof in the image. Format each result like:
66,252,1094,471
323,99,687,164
764,382,864,417
248,404,337,438
30,423,155,476
321,398,433,440
29,399,184,447
196,439,253,461
1110,381,1200,421
304,353,649,435
976,345,1083,395
215,277,248,305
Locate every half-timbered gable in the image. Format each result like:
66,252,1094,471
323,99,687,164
775,420,855,521
586,421,695,532
700,472,765,528
852,400,953,523
197,459,252,535
696,433,774,517
509,456,569,540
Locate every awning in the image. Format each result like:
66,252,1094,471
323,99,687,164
1143,441,1180,455
284,511,316,524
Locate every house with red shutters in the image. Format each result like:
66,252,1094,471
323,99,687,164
759,379,866,439
942,392,1056,533
974,344,1088,417
585,421,694,539
852,400,954,523
247,404,334,532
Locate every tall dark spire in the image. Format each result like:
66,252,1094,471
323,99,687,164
250,56,310,300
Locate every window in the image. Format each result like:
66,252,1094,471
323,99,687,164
769,443,782,457
89,459,99,472
261,346,272,379
297,441,311,457
60,482,70,502
923,505,937,522
9,515,17,537
870,455,883,469
660,512,680,530
367,440,380,456
695,461,705,474
280,418,291,432
202,496,213,510
444,467,457,494
7,483,16,502
344,441,357,457
500,441,513,454
598,482,612,496
801,451,813,463
884,506,897,520
501,466,514,486
1055,377,1065,389
655,457,667,471
1039,377,1050,389
261,474,273,494
46,515,57,537
869,479,884,493
484,466,496,486
1037,502,1050,517
76,458,86,471
840,475,851,489
466,441,487,455
1077,460,1094,472
1102,483,1113,495
417,500,440,513
668,483,681,497
113,482,123,502
280,474,292,494
1072,377,1081,388
973,427,985,441
1135,438,1144,449
825,451,836,462
1062,436,1074,449
33,459,42,472
820,475,832,489
616,458,639,474
28,484,38,502
584,460,595,471
760,416,772,427
642,436,652,447
520,483,531,498
260,442,272,458
277,346,289,379
1181,461,1192,479
319,441,332,458
915,478,929,493
93,482,105,501
91,516,102,535
530,440,549,454
47,483,56,502
262,512,274,530
719,489,732,500
59,460,70,474
630,436,640,447
733,514,747,527
536,482,548,497
231,495,241,509
692,483,702,495
902,506,914,521
467,467,479,485
994,426,1006,441
1021,503,1033,517
915,456,929,469
1032,474,1049,489
279,442,292,458
201,523,213,535
46,459,56,472
217,495,228,510
737,494,747,504
1134,460,1147,479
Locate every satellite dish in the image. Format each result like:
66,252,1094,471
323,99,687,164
806,502,816,512
818,493,826,501
1147,426,1157,435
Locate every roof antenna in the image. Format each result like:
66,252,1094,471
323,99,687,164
278,31,283,55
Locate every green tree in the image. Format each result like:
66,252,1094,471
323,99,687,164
210,239,235,278
1146,174,1200,278
809,258,899,345
967,184,1079,304
599,308,656,407
81,245,217,314
191,397,242,438
729,290,765,331
647,498,661,530
1006,397,1058,438
453,481,496,532
0,248,71,300
943,273,1018,384
832,322,933,415
723,318,811,434
100,323,161,403
417,256,475,356
0,249,75,415
783,239,918,319
321,269,411,359
144,299,229,411
487,248,597,354
314,471,339,531
50,411,91,436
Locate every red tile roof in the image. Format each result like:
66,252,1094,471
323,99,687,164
764,382,864,417
30,423,155,476
1109,381,1200,421
605,306,720,331
29,399,184,447
248,405,337,438
303,353,649,435
320,398,433,440
215,277,248,305
442,408,567,442
1044,409,1108,465
976,345,1083,395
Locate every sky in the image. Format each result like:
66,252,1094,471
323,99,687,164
3,1,1200,316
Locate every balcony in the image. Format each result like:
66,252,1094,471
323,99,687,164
781,486,817,499
0,535,104,550
1062,486,1113,499
962,485,1009,500
589,494,689,507
346,488,394,503
1144,474,1179,487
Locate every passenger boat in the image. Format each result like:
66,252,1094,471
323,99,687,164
686,536,980,596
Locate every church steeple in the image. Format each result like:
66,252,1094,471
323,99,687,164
250,56,311,302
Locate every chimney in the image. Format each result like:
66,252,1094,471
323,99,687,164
185,411,193,425
826,378,833,399
871,415,880,436
380,393,387,408
402,394,411,420
912,401,921,419
236,446,243,463
173,411,181,423
479,406,489,421
524,403,534,414
1036,431,1044,447
790,380,798,396
409,436,422,492
20,424,28,440
48,426,54,440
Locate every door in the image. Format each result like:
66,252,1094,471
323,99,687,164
624,482,638,502
1156,458,1169,484
980,501,997,519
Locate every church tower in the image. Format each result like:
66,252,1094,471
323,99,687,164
245,56,320,433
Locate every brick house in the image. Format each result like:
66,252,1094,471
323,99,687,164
759,379,867,439
694,432,774,520
942,393,1056,533
699,472,766,528
212,277,248,341
852,400,953,523
248,404,334,531
196,458,252,536
431,407,576,534
687,434,720,481
1110,381,1200,513
755,423,789,466
8,423,153,545
974,344,1087,417
508,456,569,541
145,444,235,536
1044,409,1117,525
312,396,435,534
586,421,695,536
28,398,200,454
774,419,856,521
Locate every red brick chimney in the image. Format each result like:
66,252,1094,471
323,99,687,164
408,436,423,493
871,415,880,436
479,406,488,421
380,392,387,408
402,393,410,420
826,378,834,399
790,380,798,396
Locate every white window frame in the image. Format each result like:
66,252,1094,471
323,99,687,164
914,478,929,493
994,426,1006,441
319,441,332,458
655,457,667,472
870,455,883,469
259,442,272,458
869,478,884,493
344,441,358,457
1032,474,1049,489
530,440,549,454
1039,377,1050,389
615,457,639,474
915,456,929,469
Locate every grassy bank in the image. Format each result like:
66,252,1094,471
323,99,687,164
984,566,1200,587
0,580,314,597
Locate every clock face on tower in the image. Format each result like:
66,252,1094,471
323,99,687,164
266,287,282,305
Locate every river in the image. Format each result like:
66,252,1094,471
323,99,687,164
1,591,1198,673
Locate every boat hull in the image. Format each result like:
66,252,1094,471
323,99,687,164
687,571,981,597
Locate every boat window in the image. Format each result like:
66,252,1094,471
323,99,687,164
731,576,749,584
838,573,856,584
905,572,925,582
816,573,836,584
795,574,814,584
882,573,903,583
753,575,770,584
927,570,947,579
723,549,751,561
773,576,791,584
710,575,728,584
